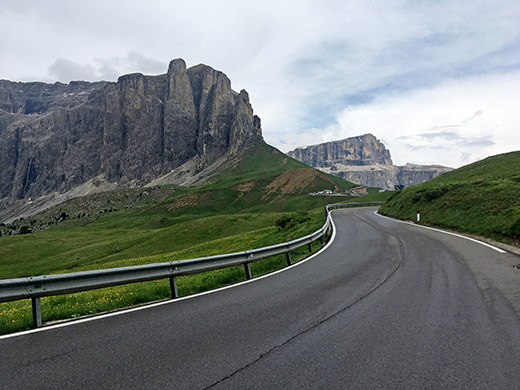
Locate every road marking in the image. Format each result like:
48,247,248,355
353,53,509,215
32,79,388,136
375,211,506,254
0,217,338,341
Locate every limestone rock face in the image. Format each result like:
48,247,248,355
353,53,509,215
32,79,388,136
0,59,263,211
287,134,452,189
288,133,392,167
0,79,107,114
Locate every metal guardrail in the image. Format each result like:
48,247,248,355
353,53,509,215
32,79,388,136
0,201,384,328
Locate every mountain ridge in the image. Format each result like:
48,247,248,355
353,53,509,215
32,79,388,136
0,59,263,218
287,134,452,189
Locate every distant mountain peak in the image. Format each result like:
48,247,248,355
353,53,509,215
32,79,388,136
288,133,393,167
287,134,452,189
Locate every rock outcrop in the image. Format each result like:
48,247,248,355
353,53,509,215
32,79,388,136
287,134,452,189
0,59,263,216
288,133,392,167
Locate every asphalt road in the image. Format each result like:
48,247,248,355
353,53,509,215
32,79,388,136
2,207,520,389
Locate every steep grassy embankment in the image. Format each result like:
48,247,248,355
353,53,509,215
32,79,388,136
379,151,520,244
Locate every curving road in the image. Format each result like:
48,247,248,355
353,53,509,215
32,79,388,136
2,207,520,389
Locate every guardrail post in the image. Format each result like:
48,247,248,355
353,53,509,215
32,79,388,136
286,252,292,266
169,276,178,299
32,297,42,328
308,242,313,253
244,263,252,280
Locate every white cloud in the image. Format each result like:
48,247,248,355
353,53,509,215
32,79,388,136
48,59,99,82
1,0,520,167
47,53,168,83
291,71,520,168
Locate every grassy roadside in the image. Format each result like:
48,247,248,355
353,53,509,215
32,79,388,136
0,197,390,335
379,151,520,245
0,196,389,335
0,142,389,334
0,212,330,335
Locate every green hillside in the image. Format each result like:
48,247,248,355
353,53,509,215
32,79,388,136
0,142,357,279
379,151,520,244
0,141,390,333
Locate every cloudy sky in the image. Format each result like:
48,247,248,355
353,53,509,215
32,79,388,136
1,0,519,167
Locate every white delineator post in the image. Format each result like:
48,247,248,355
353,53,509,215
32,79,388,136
417,209,420,222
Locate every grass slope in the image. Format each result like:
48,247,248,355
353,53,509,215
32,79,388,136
0,143,353,278
379,151,520,243
0,142,381,333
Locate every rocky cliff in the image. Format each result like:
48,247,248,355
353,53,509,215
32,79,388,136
288,134,392,167
0,59,263,216
287,134,452,189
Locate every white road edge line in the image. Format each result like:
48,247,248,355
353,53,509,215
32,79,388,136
375,211,506,254
0,215,338,341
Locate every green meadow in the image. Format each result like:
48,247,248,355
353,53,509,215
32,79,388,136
0,142,389,334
